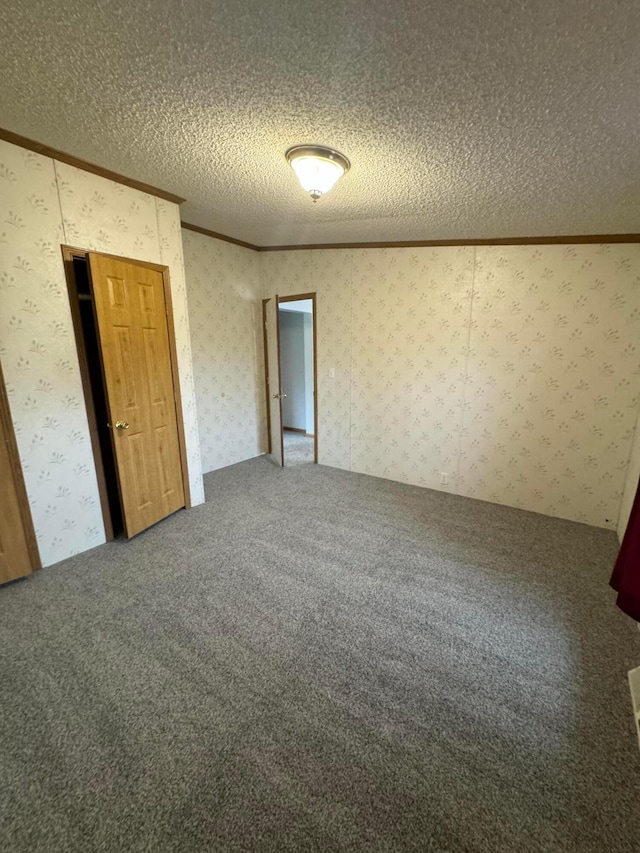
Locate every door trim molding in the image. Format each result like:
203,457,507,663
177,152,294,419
61,246,192,540
181,220,640,253
262,299,273,455
0,360,41,571
62,246,115,540
277,293,318,464
0,127,185,205
275,299,285,464
160,264,192,510
182,221,258,251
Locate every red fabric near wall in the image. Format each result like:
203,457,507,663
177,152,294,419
611,478,640,622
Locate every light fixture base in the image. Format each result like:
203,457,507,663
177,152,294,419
285,145,351,173
286,144,350,201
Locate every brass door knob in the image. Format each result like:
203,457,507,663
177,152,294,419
115,421,130,430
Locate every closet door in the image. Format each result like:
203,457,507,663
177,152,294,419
0,362,39,584
88,254,185,537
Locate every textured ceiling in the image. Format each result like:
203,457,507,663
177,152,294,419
1,0,639,246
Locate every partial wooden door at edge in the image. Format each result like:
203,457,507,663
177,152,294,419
0,373,36,583
88,253,185,537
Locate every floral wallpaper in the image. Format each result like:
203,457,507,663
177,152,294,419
618,407,640,540
156,203,204,505
460,244,640,528
310,250,353,471
54,162,159,260
182,229,265,472
351,247,474,490
262,243,640,530
0,143,104,568
0,139,203,567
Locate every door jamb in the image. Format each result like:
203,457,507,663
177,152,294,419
262,296,285,464
276,292,318,464
61,245,192,541
261,298,272,454
62,246,114,539
275,298,285,465
0,359,41,571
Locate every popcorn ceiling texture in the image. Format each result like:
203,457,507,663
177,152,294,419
1,0,639,246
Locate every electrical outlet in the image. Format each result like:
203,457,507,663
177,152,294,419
440,472,449,486
329,368,335,379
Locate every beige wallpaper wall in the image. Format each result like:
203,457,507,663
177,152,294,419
350,247,474,489
155,201,204,496
182,229,265,472
260,243,640,530
619,409,640,540
0,139,204,568
461,245,640,527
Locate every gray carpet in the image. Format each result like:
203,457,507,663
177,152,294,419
1,457,639,852
283,430,314,466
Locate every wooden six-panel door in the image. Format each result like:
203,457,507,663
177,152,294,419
88,254,185,537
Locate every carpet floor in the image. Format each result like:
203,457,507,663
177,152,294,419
283,430,314,466
1,457,639,852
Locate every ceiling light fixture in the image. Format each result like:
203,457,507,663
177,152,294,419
286,144,350,202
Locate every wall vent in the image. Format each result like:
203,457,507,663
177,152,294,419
629,666,640,750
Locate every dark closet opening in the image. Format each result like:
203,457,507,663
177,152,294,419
67,255,124,538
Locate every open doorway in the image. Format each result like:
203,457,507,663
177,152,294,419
262,293,317,468
279,297,315,465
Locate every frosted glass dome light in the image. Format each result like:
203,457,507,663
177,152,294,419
286,145,350,201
